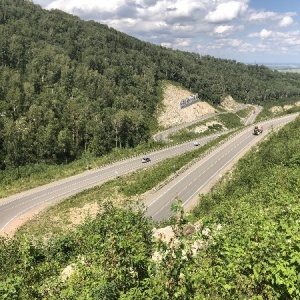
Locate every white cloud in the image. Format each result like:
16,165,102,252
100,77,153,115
109,17,139,28
174,39,190,47
285,38,300,46
214,25,233,34
161,42,172,48
239,42,255,52
33,0,300,63
249,11,277,22
46,0,125,13
279,16,294,27
248,29,300,48
205,1,248,23
249,29,272,39
229,39,242,47
259,29,272,38
249,11,295,29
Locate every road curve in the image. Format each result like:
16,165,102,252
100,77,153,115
144,113,299,221
0,113,298,232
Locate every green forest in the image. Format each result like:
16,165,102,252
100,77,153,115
1,0,300,170
1,1,300,298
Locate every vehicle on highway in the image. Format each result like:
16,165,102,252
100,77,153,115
142,157,151,163
193,141,201,146
253,125,263,135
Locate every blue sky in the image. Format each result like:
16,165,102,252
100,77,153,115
32,0,300,64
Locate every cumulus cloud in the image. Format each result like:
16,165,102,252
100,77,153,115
249,11,295,29
214,25,234,34
249,11,277,22
249,29,272,39
33,0,300,62
205,1,248,23
46,0,125,13
287,39,300,46
174,38,190,47
279,16,294,27
161,42,172,48
259,29,272,38
228,39,242,47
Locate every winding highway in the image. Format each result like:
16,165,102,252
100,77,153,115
0,112,298,233
144,113,298,221
0,132,225,233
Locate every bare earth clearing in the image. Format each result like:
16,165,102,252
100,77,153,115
157,84,217,127
269,101,300,113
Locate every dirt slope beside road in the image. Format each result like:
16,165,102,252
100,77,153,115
157,84,217,128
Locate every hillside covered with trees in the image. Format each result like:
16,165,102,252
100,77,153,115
1,0,300,170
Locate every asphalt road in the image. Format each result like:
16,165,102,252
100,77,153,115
0,132,224,233
0,113,298,232
144,113,299,221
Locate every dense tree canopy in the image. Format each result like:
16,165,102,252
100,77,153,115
1,0,300,169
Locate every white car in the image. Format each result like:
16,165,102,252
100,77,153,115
193,141,201,146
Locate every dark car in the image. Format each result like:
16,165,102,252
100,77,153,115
142,157,151,163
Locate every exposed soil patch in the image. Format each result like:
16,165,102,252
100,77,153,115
219,95,239,110
158,84,217,127
269,101,300,113
68,202,99,227
193,121,226,133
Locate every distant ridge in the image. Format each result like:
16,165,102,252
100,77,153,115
249,63,300,71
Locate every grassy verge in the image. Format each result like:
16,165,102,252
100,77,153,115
168,112,243,144
0,143,162,198
235,106,254,118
